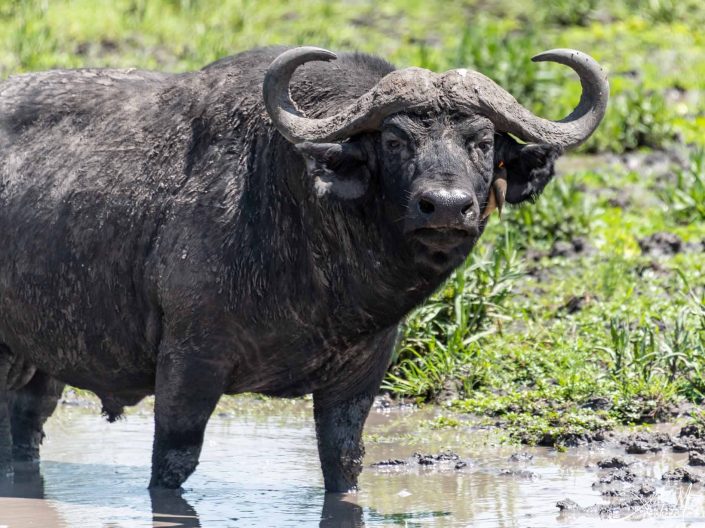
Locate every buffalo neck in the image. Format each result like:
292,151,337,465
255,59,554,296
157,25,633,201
218,134,457,337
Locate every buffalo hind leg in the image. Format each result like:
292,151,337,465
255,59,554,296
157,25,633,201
11,371,65,462
149,345,226,489
313,329,397,492
0,354,11,476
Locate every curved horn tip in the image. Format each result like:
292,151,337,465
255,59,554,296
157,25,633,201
278,46,338,63
531,48,599,67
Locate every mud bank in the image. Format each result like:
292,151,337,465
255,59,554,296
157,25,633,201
1,395,705,527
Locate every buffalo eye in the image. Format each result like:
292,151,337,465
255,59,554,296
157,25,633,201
477,139,493,154
381,127,409,154
466,135,493,155
384,138,403,151
468,138,493,155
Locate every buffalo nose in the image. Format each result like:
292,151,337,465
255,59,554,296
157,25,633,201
415,189,475,224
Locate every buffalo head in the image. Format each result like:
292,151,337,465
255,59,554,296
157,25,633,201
263,47,608,272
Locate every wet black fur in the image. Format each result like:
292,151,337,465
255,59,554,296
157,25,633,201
0,47,560,490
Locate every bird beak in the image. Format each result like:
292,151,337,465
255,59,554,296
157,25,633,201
481,165,507,220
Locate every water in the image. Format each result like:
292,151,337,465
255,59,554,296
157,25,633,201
1,396,704,527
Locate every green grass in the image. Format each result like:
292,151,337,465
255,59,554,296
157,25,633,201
656,149,705,224
1,0,704,446
387,146,705,445
382,229,523,401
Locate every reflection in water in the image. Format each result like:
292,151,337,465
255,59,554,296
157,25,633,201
0,464,64,527
1,399,704,527
320,494,364,528
150,489,201,528
1,465,367,528
0,462,44,499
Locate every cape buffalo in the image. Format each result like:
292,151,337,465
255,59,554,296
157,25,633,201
0,46,608,491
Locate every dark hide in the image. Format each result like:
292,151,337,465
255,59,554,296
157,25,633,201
0,47,560,489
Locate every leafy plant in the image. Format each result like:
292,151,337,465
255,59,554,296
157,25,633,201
452,21,547,109
384,230,524,400
583,84,675,153
657,148,705,224
596,303,705,406
540,0,600,27
503,172,597,247
624,0,705,24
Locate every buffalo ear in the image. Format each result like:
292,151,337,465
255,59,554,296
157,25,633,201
295,141,371,200
494,134,563,204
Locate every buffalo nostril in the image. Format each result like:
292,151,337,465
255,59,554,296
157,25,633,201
418,199,435,215
461,203,472,215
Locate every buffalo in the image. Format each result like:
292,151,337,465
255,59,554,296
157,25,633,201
0,46,608,491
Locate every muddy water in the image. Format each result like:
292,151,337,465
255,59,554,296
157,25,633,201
1,397,704,527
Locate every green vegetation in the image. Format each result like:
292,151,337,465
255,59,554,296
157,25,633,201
1,0,704,446
657,149,705,224
387,149,705,445
383,230,523,400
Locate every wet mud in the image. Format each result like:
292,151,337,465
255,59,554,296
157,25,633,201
1,396,704,526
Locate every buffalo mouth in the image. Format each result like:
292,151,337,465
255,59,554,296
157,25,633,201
410,227,474,251
409,227,477,272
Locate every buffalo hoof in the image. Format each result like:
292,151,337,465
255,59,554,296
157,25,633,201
148,470,185,490
322,474,359,494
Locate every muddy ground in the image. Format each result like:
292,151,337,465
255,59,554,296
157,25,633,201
1,394,705,527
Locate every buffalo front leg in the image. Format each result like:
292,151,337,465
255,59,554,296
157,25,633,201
313,391,375,493
11,371,65,462
313,329,397,493
149,342,227,489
